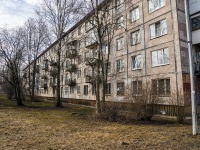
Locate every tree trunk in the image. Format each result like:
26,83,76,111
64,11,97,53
56,39,62,107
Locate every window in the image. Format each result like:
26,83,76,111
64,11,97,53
131,30,141,45
78,70,81,78
151,48,169,67
92,85,96,95
116,37,124,50
103,43,109,54
132,81,142,95
84,85,88,95
70,86,74,94
132,55,142,70
77,86,80,94
148,0,165,13
116,59,124,72
152,79,170,96
78,25,83,35
117,82,124,96
150,19,167,39
84,68,88,77
104,62,111,73
65,87,69,95
105,83,111,95
116,16,124,29
78,55,82,64
130,7,139,22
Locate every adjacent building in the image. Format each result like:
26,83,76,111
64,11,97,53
23,0,200,105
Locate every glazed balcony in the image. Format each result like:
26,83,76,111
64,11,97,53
50,69,58,77
66,64,77,72
66,49,77,58
65,78,76,86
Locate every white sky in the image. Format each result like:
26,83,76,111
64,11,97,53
0,0,40,28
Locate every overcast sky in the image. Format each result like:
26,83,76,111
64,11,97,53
0,0,40,28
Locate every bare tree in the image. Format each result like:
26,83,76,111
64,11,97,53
36,0,83,107
0,27,26,105
82,0,117,113
23,18,50,101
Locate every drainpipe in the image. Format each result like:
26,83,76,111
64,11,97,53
184,0,198,135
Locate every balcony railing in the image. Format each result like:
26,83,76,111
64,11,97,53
85,55,98,66
66,64,77,72
65,78,76,86
50,69,58,77
66,49,77,58
41,74,48,79
50,82,56,87
85,40,98,49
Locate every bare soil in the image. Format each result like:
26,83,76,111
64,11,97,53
0,96,200,150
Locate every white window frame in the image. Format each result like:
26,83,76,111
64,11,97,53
131,30,141,45
148,0,165,13
132,54,142,70
116,59,124,72
150,19,167,39
77,86,81,94
130,7,139,22
116,16,124,29
151,48,169,67
116,37,124,50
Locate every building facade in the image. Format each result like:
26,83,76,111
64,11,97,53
23,0,200,105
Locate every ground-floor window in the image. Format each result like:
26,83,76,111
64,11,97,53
152,78,170,96
132,80,142,95
117,82,124,96
77,86,80,94
70,86,74,94
105,83,111,95
84,85,88,95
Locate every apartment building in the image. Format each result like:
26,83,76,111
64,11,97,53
23,0,200,105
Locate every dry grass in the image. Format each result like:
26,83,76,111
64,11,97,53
0,95,200,150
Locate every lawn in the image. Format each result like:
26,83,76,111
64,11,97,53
0,95,200,150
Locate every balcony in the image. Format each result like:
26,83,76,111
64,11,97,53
43,58,49,62
42,83,48,89
50,60,58,67
50,69,58,77
66,64,77,72
65,78,76,86
66,49,77,58
195,63,200,75
85,40,98,49
23,73,27,79
42,65,49,71
41,74,48,79
50,82,56,87
85,75,97,84
85,55,99,66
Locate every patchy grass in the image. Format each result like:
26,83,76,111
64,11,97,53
0,96,200,150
